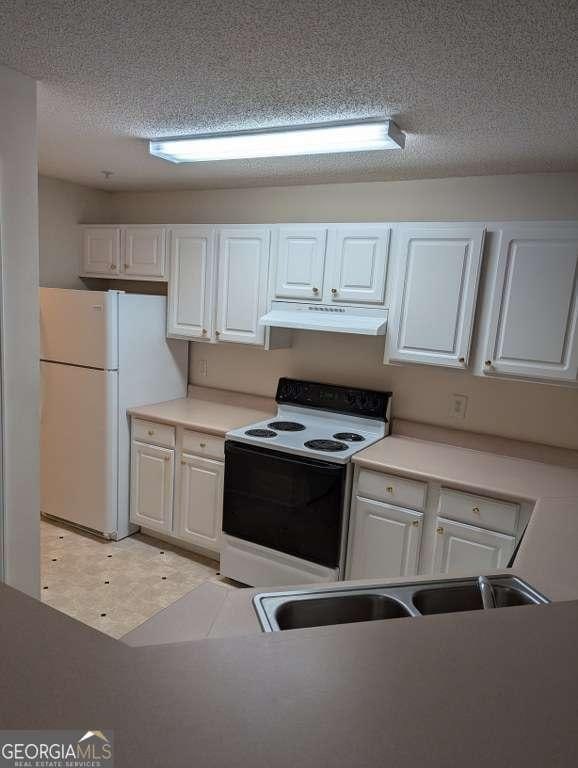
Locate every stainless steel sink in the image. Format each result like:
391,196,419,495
254,576,549,632
274,594,411,631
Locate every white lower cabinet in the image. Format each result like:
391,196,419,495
347,468,523,579
130,441,174,533
175,453,224,553
347,498,423,579
130,422,225,555
432,517,515,574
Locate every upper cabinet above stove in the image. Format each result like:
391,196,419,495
272,223,391,307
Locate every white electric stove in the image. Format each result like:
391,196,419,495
221,378,392,587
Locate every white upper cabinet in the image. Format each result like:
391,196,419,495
122,226,166,279
215,228,271,345
327,226,390,305
481,225,578,382
272,224,391,307
388,224,485,367
274,226,327,300
82,227,121,276
167,226,215,340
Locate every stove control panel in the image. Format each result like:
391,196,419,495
275,378,391,421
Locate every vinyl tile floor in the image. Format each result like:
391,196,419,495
40,519,239,639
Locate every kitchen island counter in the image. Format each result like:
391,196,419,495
1,581,578,768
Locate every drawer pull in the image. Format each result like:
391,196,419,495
199,442,207,448
411,520,420,527
386,486,394,493
148,430,155,436
312,287,319,294
472,506,480,514
436,526,444,534
110,264,116,271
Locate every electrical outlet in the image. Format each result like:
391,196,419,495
198,359,208,377
450,393,468,420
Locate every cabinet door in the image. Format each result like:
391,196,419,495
82,227,120,276
130,441,174,533
167,226,215,340
176,453,223,553
215,228,270,345
389,224,485,367
347,498,423,580
274,226,327,300
328,226,390,305
483,226,578,381
432,517,515,575
122,227,167,279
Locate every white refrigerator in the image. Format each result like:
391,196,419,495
40,288,188,539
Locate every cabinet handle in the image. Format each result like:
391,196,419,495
124,263,129,270
164,455,170,462
216,330,221,337
199,442,207,448
201,328,207,336
412,520,420,527
331,288,338,295
109,264,116,271
484,360,493,368
312,287,319,294
458,356,465,364
147,430,155,436
436,526,444,534
386,486,394,493
472,506,480,514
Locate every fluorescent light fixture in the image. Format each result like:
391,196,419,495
149,118,405,163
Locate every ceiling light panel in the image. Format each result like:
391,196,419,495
149,119,405,163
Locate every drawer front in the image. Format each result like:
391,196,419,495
438,488,519,534
357,469,427,511
132,418,176,449
182,430,225,460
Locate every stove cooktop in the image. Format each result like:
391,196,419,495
227,405,387,463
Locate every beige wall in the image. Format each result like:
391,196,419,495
39,171,578,450
110,172,578,224
188,335,578,450
39,176,113,288
0,66,40,596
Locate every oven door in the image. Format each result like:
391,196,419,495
223,441,346,568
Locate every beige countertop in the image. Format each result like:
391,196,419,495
353,435,578,502
2,581,578,767
127,385,275,436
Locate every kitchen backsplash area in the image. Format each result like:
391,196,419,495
188,333,578,451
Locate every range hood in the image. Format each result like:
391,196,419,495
260,301,388,336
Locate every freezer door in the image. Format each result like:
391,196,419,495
41,362,118,535
40,288,118,369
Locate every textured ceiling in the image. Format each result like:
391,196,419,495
0,0,577,190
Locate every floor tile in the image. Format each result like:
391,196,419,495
40,519,237,639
